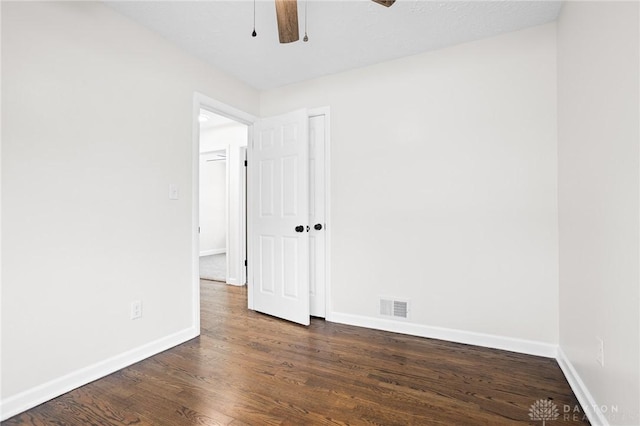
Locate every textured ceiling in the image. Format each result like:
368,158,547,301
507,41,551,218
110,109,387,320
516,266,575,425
107,1,563,90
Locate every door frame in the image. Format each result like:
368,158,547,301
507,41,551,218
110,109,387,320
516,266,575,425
191,92,256,333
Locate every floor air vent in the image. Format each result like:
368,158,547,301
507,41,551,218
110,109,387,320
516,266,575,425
380,298,409,319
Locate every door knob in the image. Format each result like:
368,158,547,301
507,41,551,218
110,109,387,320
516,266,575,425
295,225,304,233
314,223,323,230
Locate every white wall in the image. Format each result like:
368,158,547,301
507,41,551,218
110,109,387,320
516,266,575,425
261,24,559,349
200,124,248,284
557,2,640,424
0,1,258,418
199,154,226,255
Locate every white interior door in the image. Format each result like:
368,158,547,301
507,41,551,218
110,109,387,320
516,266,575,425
249,109,310,325
309,115,326,317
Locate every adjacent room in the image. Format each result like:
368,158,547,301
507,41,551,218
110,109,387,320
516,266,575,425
1,1,638,425
198,109,249,285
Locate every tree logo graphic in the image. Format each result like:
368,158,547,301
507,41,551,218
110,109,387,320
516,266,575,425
529,399,560,425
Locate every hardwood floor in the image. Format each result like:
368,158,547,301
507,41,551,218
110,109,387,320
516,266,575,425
3,281,588,425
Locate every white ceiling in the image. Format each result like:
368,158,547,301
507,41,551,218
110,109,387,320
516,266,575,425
107,0,563,90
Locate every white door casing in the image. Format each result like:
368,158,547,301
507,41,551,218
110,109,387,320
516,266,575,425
309,115,326,318
249,109,310,325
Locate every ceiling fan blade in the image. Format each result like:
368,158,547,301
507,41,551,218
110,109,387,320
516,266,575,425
274,0,299,44
371,0,396,6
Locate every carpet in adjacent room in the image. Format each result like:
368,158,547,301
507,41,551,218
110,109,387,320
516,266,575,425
200,253,226,282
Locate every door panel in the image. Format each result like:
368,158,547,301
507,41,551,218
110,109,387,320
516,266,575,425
249,109,310,325
282,156,298,216
259,160,275,216
258,235,275,294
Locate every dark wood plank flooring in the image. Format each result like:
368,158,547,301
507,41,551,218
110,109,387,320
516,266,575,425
3,281,588,425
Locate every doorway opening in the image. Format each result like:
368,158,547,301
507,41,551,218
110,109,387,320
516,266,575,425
198,108,249,286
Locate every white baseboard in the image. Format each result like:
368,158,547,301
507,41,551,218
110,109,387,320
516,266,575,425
329,312,558,358
557,347,608,426
199,248,226,257
0,327,198,421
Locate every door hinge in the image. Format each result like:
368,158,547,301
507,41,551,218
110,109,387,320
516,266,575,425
244,160,247,167
198,227,200,233
244,259,247,267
